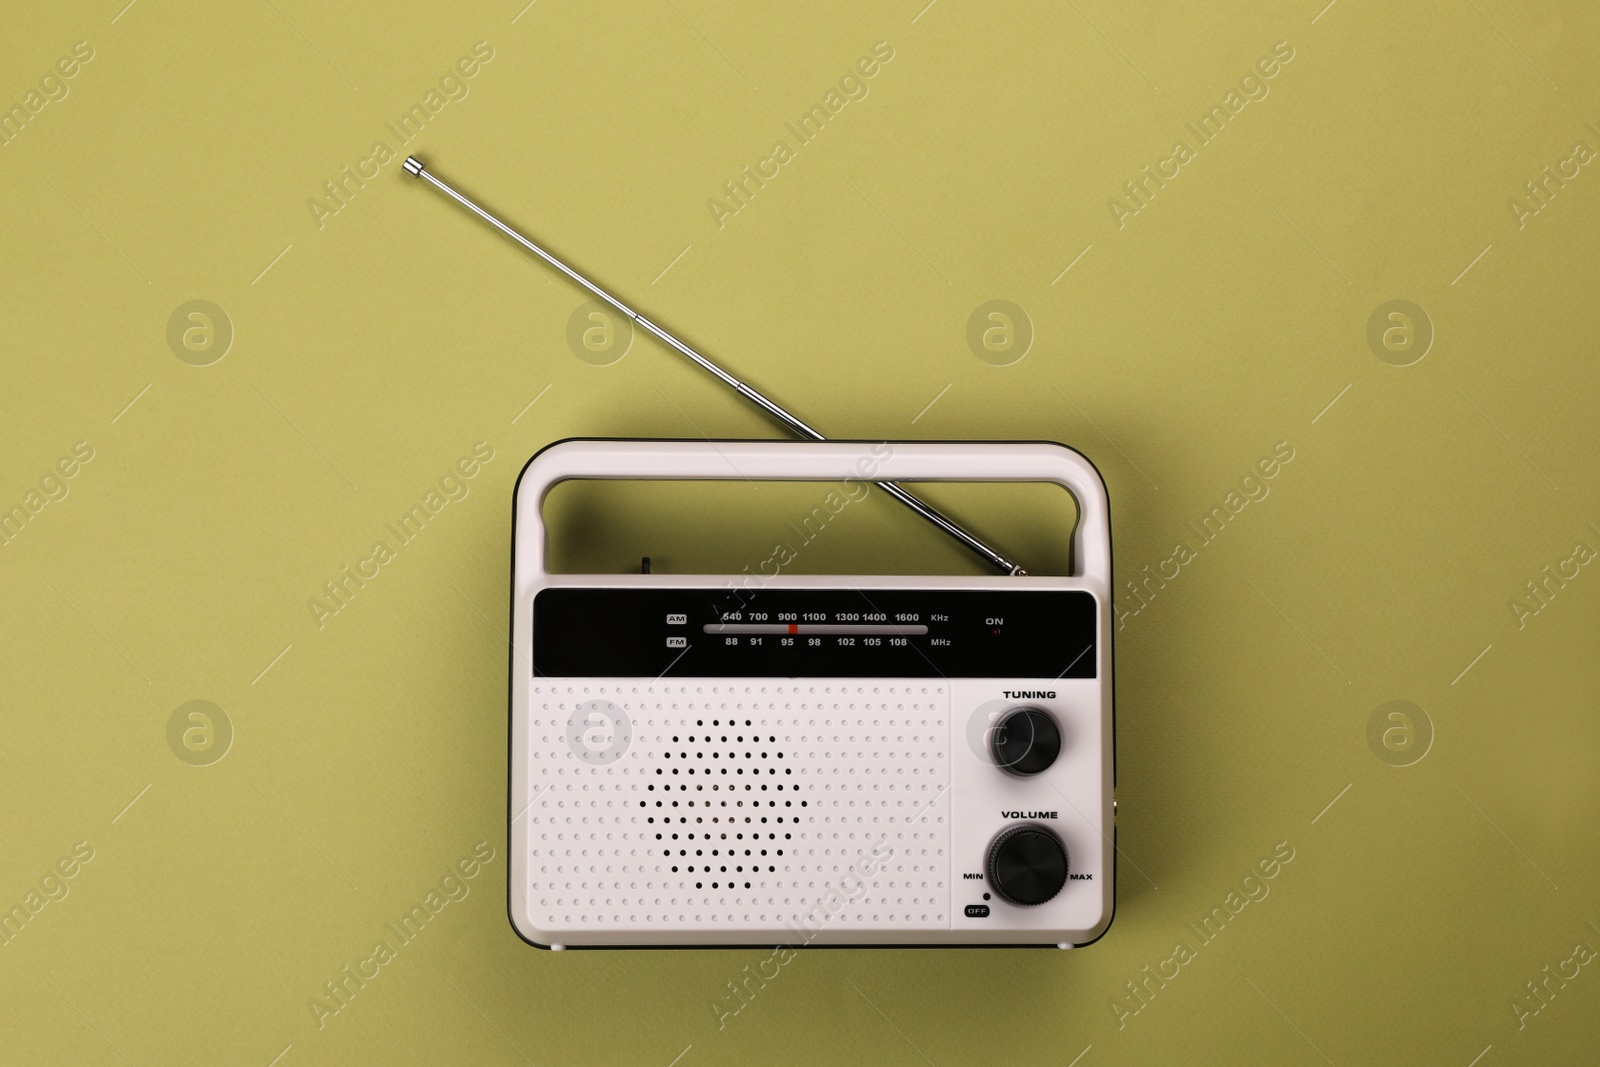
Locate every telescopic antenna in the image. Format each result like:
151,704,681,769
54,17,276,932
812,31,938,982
402,155,1026,576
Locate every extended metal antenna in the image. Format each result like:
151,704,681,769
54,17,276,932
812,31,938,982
402,155,1026,576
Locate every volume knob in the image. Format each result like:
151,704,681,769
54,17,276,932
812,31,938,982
986,824,1068,906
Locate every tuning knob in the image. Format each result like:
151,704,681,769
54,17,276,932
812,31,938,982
989,706,1061,775
987,824,1068,906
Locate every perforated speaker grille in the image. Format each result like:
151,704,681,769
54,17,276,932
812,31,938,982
527,681,952,933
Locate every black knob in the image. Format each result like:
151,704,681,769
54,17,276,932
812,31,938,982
990,706,1061,775
987,824,1068,906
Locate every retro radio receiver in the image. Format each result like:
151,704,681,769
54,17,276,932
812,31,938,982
406,158,1115,949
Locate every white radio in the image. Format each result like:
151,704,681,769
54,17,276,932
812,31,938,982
403,156,1115,949
507,438,1115,949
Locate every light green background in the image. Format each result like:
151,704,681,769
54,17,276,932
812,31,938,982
3,1,1598,1063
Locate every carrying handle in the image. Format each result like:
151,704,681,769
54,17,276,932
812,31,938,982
515,440,1109,587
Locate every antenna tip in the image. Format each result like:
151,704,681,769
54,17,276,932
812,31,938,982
402,156,425,178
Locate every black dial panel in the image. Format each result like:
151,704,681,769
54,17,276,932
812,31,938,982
532,588,1097,679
